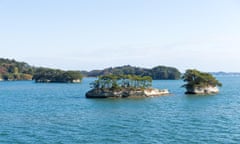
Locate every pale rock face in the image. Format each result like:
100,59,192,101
144,88,169,96
72,79,81,83
186,86,219,94
86,88,170,98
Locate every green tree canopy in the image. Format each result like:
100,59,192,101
91,74,152,90
182,69,222,90
33,68,82,83
85,65,181,80
0,58,33,80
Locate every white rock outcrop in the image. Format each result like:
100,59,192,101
86,88,170,98
186,86,219,94
144,88,169,96
72,79,81,83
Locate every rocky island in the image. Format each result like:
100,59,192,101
86,74,169,98
182,69,222,94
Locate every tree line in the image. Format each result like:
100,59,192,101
83,65,181,80
0,58,33,80
91,74,152,90
0,58,181,81
32,68,82,83
0,58,82,82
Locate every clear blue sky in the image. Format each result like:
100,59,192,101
1,0,240,72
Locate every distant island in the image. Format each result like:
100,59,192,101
0,58,33,81
33,68,82,83
0,58,82,83
86,74,169,98
0,58,182,82
210,72,240,76
0,58,226,92
81,65,181,80
182,69,222,94
0,58,226,95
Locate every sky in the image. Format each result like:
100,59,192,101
0,0,240,72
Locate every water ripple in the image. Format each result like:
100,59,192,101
0,77,240,143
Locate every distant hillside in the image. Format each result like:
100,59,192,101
210,72,240,76
82,65,181,80
0,58,181,81
0,58,82,82
0,58,33,80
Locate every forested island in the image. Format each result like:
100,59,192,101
0,58,82,83
86,74,169,98
0,58,181,82
0,58,33,81
0,58,223,95
82,65,181,80
182,69,222,94
33,68,82,83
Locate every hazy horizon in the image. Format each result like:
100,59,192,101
1,0,240,72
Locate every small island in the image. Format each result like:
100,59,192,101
33,68,82,83
182,69,222,94
86,74,169,98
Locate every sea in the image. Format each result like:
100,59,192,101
0,76,240,144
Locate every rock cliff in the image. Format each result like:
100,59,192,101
86,88,169,98
185,86,219,94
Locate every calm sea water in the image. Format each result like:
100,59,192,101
0,76,240,144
